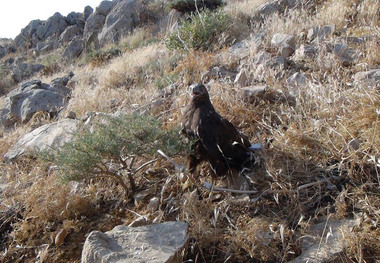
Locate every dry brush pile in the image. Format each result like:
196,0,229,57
0,0,380,262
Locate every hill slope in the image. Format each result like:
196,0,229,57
0,0,380,262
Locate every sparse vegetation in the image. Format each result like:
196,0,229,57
168,0,225,13
1,0,380,262
165,9,232,51
84,47,122,68
0,65,15,96
42,114,188,198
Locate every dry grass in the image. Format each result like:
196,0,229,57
225,0,270,18
314,0,353,30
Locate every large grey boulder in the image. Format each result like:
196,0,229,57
59,25,83,44
0,43,14,59
63,38,85,61
0,74,73,129
83,13,106,50
13,12,70,51
95,1,114,16
201,66,237,83
36,12,68,41
13,20,44,51
218,32,265,66
3,118,80,162
11,63,45,83
83,6,94,21
65,11,84,26
81,221,188,263
98,0,147,46
36,40,57,53
83,13,105,32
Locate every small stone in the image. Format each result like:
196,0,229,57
295,44,318,59
286,72,307,96
348,139,360,151
286,72,307,88
133,188,155,207
230,194,250,205
66,111,76,119
189,189,198,202
234,69,249,87
308,25,335,42
271,33,296,58
327,43,355,66
148,197,160,212
242,85,268,101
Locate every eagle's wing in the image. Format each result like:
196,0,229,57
197,111,250,167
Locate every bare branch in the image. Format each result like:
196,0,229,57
157,150,185,172
203,182,258,194
133,158,160,174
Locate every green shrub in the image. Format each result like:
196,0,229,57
42,114,188,198
85,47,122,67
40,62,61,77
165,9,232,51
168,0,224,13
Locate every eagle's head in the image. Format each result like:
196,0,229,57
189,83,209,99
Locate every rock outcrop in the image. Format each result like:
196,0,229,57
290,218,359,263
81,221,188,263
11,62,45,82
63,38,85,61
3,118,80,162
59,25,83,44
98,0,147,46
0,73,73,129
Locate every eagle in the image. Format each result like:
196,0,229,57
180,83,254,188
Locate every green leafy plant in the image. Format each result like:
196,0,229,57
165,9,231,51
42,114,188,199
168,0,224,13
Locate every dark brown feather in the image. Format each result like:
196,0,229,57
181,84,253,179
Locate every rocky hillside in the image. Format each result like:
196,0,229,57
0,0,380,262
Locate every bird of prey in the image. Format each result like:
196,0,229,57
180,83,254,188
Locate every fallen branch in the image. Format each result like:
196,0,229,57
203,182,258,194
297,176,339,191
157,150,185,172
